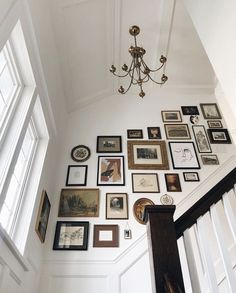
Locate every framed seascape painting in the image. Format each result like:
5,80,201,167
132,173,160,193
207,129,232,144
127,129,143,139
200,103,222,119
106,193,128,219
35,190,51,243
53,221,89,250
66,165,87,186
164,124,191,140
127,140,169,170
147,127,161,139
93,225,119,247
165,173,182,192
96,136,122,153
58,188,99,217
169,141,200,169
161,111,182,122
97,156,125,185
192,125,212,153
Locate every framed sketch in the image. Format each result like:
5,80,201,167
161,111,182,122
71,145,90,162
58,188,99,217
200,103,222,119
207,129,232,144
133,198,154,224
201,154,219,165
132,173,159,193
165,173,181,192
127,129,143,139
147,127,161,139
93,225,119,247
169,141,200,169
35,190,51,243
164,124,191,140
66,165,87,186
181,106,199,115
96,136,122,153
53,221,89,250
127,140,169,170
106,193,128,219
97,156,125,185
207,120,223,128
192,125,212,153
183,172,200,182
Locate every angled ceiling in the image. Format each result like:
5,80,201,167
49,0,216,112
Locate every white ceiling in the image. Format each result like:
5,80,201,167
49,0,216,112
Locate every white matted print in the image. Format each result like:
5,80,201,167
66,165,87,186
132,173,159,193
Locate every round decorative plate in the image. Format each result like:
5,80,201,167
71,145,91,162
160,194,174,205
133,198,154,224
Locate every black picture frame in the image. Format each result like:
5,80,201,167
207,129,232,144
181,106,199,115
165,173,182,192
96,136,122,153
53,221,89,250
127,129,143,139
183,172,200,182
201,154,219,165
192,125,212,153
66,165,87,186
147,127,161,139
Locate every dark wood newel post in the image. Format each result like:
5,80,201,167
144,205,185,293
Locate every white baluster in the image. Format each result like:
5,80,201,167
223,190,236,243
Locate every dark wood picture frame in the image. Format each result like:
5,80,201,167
147,127,161,139
96,136,122,153
200,103,222,119
181,106,199,115
93,225,119,247
164,124,191,140
66,165,87,186
127,129,143,139
165,173,182,192
161,111,182,122
106,193,128,219
201,154,219,165
207,129,232,144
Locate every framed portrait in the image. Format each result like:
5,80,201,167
71,145,90,162
53,221,89,250
127,140,169,170
200,103,222,119
93,225,119,247
96,136,122,153
165,173,181,192
66,165,87,186
58,188,99,217
181,106,199,115
207,129,232,144
207,120,223,128
127,129,143,139
161,111,182,122
169,141,200,169
106,193,128,219
192,125,212,153
147,127,161,139
183,172,200,182
164,124,191,140
201,154,219,165
133,198,154,224
97,156,125,185
35,190,51,243
132,173,160,193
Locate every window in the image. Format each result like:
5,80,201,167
0,22,49,254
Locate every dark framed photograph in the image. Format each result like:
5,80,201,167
200,103,222,119
66,165,87,186
164,124,191,140
183,172,200,182
93,225,119,247
192,125,212,153
127,140,169,170
207,129,231,144
201,154,219,165
124,229,132,239
53,221,89,250
169,141,200,169
58,188,99,217
133,198,154,224
181,106,199,115
106,193,128,219
96,136,122,153
147,127,161,139
161,111,182,122
165,173,182,192
97,156,125,185
127,129,143,139
71,145,90,162
35,190,51,243
207,120,223,128
132,173,160,193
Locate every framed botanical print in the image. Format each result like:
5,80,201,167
165,173,182,192
96,136,122,153
200,103,222,119
192,125,212,153
93,225,119,247
127,129,143,139
66,165,87,186
132,173,160,193
207,129,232,144
164,124,191,140
106,193,128,219
127,140,169,170
161,111,182,122
201,154,219,165
169,141,200,169
97,156,125,185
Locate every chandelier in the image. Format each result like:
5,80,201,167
110,25,168,98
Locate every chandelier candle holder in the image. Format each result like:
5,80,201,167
110,25,168,98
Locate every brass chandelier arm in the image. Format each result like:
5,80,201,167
148,73,167,85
